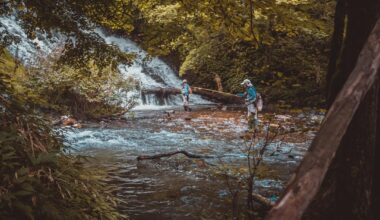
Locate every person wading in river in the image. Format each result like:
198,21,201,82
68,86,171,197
181,79,192,112
239,79,258,130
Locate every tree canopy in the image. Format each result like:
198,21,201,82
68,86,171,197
85,0,334,106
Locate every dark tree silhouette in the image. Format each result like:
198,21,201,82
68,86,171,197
266,0,380,219
309,1,380,219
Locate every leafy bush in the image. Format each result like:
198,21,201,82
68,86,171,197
1,48,137,119
0,71,126,219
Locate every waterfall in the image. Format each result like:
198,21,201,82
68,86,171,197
95,29,210,109
0,15,65,65
0,15,210,110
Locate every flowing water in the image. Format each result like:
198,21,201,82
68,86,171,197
62,108,319,219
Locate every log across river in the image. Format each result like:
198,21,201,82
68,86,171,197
141,87,245,104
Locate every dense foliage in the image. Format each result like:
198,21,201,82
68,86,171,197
0,57,125,219
0,49,136,119
28,51,137,119
87,0,334,107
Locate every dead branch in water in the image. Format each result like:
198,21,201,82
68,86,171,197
136,150,214,160
252,193,274,209
137,150,274,209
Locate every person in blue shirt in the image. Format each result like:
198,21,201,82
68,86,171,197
238,79,258,129
181,79,192,111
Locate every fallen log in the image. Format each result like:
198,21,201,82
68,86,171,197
192,87,244,104
252,193,274,209
141,87,181,96
136,150,215,160
141,87,244,104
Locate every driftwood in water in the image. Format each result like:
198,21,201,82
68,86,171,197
141,87,244,104
136,150,214,160
252,193,274,209
137,150,273,208
265,19,380,220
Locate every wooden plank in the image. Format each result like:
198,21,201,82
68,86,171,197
265,19,380,220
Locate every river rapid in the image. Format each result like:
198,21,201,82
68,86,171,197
62,106,322,219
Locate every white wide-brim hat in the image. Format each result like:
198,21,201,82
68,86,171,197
241,79,251,85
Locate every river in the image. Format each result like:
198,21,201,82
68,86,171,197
62,106,322,219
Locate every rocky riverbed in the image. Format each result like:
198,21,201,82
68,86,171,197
61,106,323,219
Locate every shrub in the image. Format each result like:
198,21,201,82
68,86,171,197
0,59,126,220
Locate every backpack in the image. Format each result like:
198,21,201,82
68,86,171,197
255,93,263,111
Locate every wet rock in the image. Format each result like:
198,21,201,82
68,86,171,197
218,190,229,198
99,121,107,128
269,123,280,128
255,179,283,189
195,160,207,168
72,123,82,128
275,115,291,121
164,110,175,114
297,113,305,118
57,116,82,128
62,116,77,126
180,195,202,204
52,119,62,126
180,185,196,194
310,115,323,122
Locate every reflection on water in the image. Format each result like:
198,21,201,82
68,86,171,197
62,109,319,219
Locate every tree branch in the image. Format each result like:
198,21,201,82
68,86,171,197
137,150,214,161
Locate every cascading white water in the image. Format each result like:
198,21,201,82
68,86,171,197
95,29,210,109
0,16,210,110
0,15,65,65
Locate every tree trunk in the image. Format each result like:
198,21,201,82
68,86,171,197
305,80,379,220
265,1,380,219
264,20,380,220
306,0,380,219
373,90,380,220
326,0,346,101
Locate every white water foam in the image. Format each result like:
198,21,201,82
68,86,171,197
95,29,211,108
0,15,65,64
